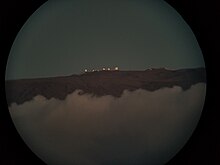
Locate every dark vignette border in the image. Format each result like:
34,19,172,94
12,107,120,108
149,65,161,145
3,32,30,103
0,0,219,164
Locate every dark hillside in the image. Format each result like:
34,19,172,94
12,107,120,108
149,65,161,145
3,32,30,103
5,68,206,106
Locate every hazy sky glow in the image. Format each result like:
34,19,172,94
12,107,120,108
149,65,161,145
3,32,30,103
6,0,205,80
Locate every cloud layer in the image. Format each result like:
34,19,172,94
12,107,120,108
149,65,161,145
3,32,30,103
9,83,206,165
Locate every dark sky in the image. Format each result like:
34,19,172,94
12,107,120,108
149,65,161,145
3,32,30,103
5,0,205,80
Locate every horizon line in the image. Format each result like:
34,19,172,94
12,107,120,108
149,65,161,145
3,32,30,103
5,67,206,81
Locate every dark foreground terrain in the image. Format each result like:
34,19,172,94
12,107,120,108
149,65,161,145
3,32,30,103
5,67,206,106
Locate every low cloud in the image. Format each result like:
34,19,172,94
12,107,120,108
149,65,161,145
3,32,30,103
9,83,206,165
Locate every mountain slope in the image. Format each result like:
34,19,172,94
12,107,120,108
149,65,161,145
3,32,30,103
5,68,206,106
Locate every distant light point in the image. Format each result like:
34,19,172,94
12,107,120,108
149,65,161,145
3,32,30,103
84,66,119,73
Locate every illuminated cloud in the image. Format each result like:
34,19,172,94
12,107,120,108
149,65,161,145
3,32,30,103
9,83,206,165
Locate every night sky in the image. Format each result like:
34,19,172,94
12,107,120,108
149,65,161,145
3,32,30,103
5,0,205,80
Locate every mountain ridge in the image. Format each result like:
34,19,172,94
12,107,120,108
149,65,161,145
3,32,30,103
5,67,206,106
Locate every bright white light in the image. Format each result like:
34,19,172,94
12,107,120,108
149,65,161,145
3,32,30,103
107,68,111,71
115,67,119,70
